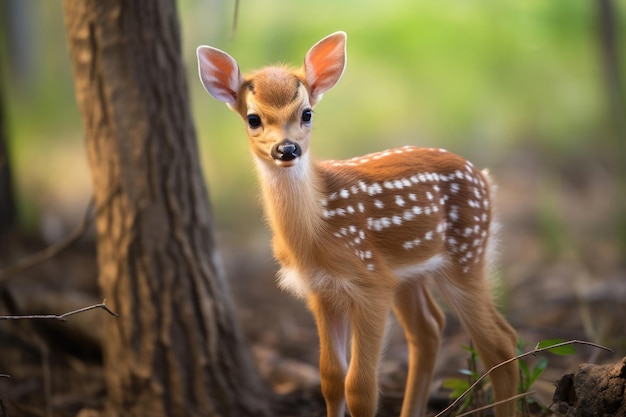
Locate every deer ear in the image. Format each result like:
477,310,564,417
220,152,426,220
197,46,244,108
303,31,347,106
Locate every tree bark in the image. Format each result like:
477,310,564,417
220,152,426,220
62,1,269,416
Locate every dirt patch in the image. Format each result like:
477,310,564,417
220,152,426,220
553,357,626,417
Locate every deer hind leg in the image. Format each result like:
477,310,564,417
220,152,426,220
308,294,350,417
392,279,446,417
437,268,518,417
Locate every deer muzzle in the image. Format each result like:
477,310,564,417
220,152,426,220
271,139,302,164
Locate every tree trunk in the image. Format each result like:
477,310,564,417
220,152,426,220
595,0,626,254
62,1,269,416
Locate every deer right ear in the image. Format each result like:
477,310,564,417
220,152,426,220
197,46,244,109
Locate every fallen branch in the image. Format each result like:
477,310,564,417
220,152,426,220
435,339,613,417
0,300,119,321
455,391,535,417
0,197,95,284
0,185,119,284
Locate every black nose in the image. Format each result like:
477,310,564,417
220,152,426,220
271,139,302,162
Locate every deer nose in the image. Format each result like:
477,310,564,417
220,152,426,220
271,139,302,162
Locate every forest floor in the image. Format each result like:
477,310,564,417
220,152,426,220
0,146,625,417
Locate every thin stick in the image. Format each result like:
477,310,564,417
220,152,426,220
435,340,612,417
39,340,52,417
0,185,119,284
0,396,7,417
230,0,240,41
0,198,95,284
0,300,119,321
454,392,535,417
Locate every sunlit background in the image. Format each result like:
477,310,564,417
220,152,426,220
4,0,623,232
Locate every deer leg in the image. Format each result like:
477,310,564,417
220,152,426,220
345,295,391,417
308,294,350,417
437,271,518,417
393,280,446,417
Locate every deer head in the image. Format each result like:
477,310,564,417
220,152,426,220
197,32,347,168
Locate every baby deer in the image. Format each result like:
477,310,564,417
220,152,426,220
197,32,518,417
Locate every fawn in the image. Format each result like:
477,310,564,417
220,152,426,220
197,32,518,417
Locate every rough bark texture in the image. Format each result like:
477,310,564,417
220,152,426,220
553,357,626,417
62,1,269,416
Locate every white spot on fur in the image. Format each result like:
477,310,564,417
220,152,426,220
367,183,383,196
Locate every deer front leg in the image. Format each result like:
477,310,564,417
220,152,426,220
393,281,446,417
308,294,350,417
345,295,392,417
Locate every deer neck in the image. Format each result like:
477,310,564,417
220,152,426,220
255,154,325,260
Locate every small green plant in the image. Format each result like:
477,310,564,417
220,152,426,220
517,339,577,414
443,338,578,416
517,339,549,414
442,344,488,416
439,340,609,417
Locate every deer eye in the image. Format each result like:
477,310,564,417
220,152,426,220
302,109,312,123
247,114,262,129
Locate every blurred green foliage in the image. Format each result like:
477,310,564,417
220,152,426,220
3,0,624,232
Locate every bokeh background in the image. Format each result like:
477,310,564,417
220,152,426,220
1,0,625,413
4,1,624,233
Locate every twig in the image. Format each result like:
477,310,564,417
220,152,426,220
435,340,612,417
0,396,8,417
230,0,240,41
0,198,95,284
0,184,119,284
0,300,119,321
34,336,52,417
455,392,535,417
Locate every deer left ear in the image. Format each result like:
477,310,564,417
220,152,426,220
303,31,347,106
